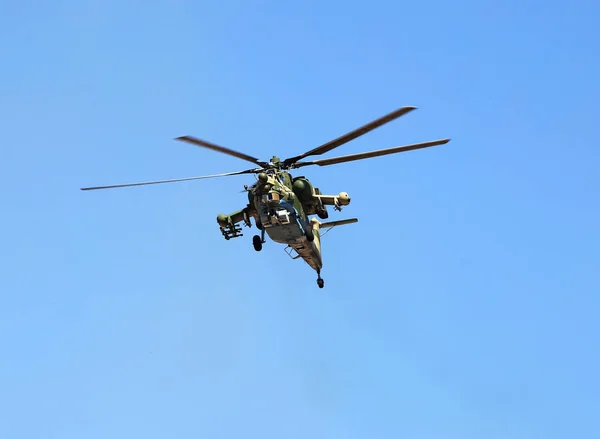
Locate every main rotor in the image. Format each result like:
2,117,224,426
81,106,450,191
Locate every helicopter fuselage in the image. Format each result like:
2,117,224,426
251,170,314,242
256,198,309,242
215,168,351,278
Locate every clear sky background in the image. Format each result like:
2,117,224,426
1,0,599,438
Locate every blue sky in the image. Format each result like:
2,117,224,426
1,0,599,437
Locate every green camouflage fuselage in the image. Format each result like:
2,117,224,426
216,157,352,274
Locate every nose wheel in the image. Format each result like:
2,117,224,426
317,271,324,289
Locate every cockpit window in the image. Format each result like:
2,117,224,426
262,192,280,202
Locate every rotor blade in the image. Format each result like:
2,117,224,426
294,138,450,168
175,136,269,167
80,168,258,191
284,106,417,164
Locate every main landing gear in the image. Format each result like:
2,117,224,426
317,271,324,289
253,228,266,252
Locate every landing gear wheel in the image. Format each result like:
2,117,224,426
305,226,314,242
252,235,263,252
317,271,324,288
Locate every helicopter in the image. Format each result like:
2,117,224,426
81,106,450,288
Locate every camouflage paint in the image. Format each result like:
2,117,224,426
216,167,354,274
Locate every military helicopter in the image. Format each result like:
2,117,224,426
81,106,449,288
